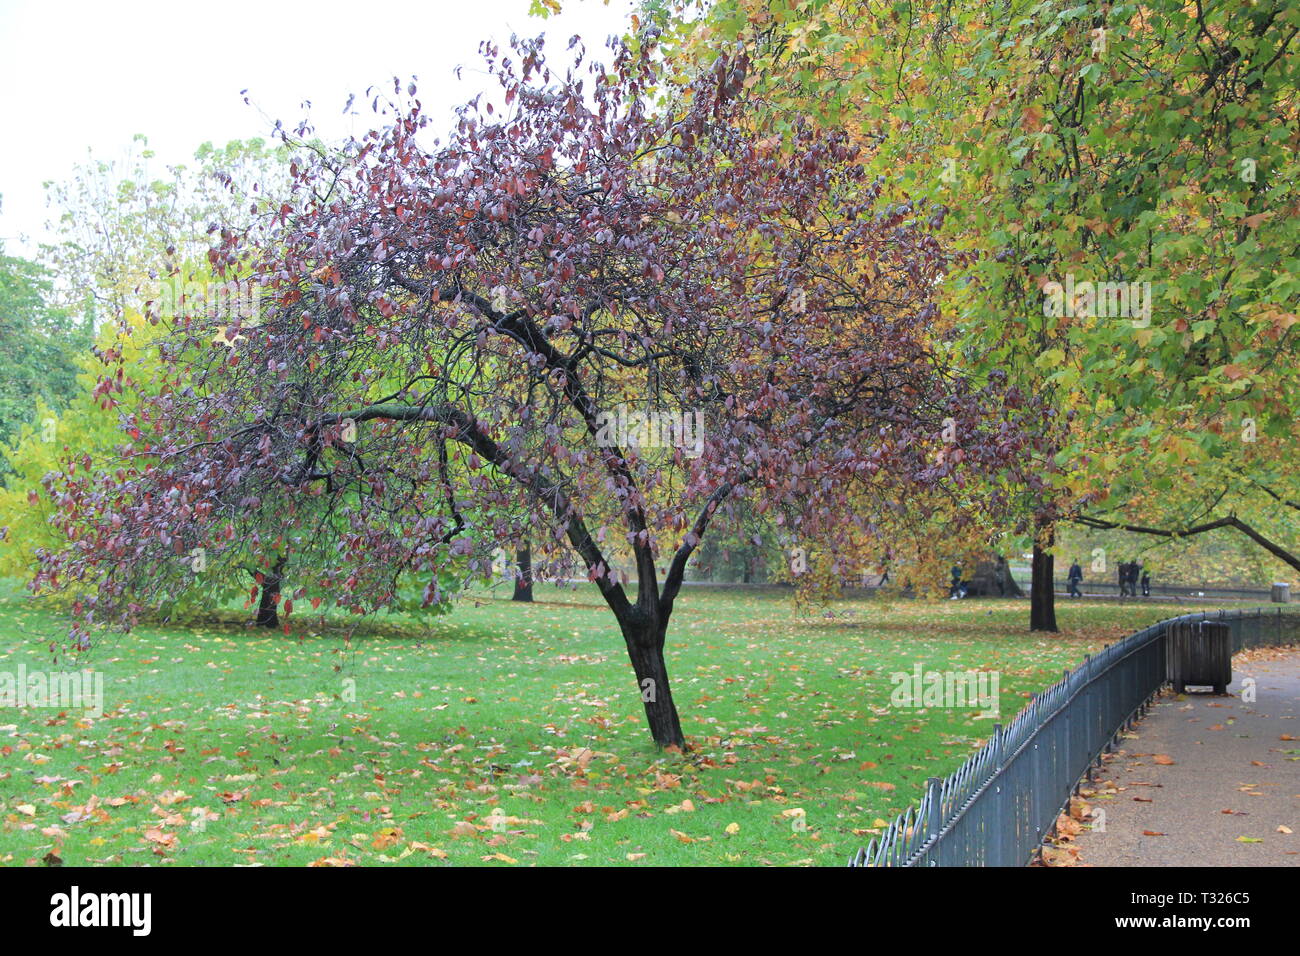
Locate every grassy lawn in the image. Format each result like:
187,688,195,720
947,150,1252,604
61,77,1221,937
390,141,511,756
0,585,1207,866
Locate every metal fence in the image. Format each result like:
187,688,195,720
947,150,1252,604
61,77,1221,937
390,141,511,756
848,605,1300,867
1054,581,1279,602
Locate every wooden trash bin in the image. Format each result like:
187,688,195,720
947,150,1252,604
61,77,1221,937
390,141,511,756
1166,620,1232,694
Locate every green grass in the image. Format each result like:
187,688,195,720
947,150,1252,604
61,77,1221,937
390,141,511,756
0,586,1207,866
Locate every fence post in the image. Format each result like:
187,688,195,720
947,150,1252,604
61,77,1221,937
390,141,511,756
925,777,942,865
991,723,1005,866
1082,656,1094,779
1063,669,1073,794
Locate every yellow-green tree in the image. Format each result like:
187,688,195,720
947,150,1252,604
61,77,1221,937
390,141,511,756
641,0,1300,623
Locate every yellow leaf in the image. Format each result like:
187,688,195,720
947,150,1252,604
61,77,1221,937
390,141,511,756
370,826,404,850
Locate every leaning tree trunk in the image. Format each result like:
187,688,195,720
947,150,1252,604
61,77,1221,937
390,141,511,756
995,559,1024,598
1029,530,1058,633
512,545,534,602
253,559,286,629
621,617,686,749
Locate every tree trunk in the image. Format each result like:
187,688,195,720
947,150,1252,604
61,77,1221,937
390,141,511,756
512,545,534,602
967,557,1024,597
255,578,280,628
1030,535,1058,633
621,618,686,749
997,558,1024,598
253,559,286,628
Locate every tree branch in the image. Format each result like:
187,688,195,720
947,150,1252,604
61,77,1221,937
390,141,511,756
328,401,635,619
1071,513,1300,575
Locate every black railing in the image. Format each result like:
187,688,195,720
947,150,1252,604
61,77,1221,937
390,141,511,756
848,606,1300,867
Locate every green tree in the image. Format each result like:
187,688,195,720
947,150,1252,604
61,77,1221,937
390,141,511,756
38,135,295,322
0,308,154,581
0,243,90,474
648,0,1300,623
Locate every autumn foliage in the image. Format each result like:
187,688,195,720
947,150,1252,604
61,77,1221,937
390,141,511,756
35,35,1036,746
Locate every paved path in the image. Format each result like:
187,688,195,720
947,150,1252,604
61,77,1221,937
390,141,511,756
1075,648,1300,866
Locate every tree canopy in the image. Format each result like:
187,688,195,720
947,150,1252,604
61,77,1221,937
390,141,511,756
34,35,1037,746
642,0,1300,622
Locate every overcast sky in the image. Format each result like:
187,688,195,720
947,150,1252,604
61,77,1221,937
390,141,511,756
0,0,636,254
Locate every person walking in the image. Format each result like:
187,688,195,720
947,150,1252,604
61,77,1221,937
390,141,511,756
1141,567,1151,597
1121,560,1137,597
1067,559,1083,598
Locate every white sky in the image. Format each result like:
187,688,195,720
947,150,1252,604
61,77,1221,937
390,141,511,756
0,0,637,254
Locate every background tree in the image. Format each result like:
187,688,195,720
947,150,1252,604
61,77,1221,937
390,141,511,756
38,136,295,321
0,244,89,473
0,309,148,580
645,0,1300,628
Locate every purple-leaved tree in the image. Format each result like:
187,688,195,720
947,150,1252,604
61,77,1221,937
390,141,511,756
37,36,1035,747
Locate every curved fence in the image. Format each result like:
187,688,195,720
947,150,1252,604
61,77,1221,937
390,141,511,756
848,606,1300,867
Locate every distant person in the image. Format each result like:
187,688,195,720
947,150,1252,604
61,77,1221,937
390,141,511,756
1127,561,1139,597
1067,560,1083,598
1117,562,1128,597
949,565,964,599
1141,568,1151,597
